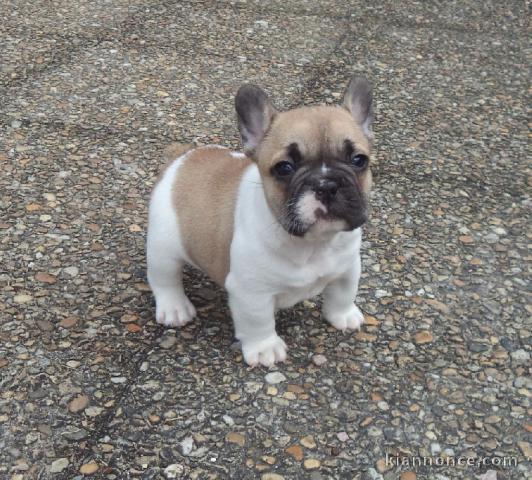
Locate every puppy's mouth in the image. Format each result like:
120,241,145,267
282,189,368,237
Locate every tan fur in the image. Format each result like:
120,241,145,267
173,147,251,286
256,105,372,217
155,143,194,186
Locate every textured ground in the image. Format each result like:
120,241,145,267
0,1,530,479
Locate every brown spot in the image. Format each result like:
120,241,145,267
69,394,89,413
59,316,78,328
285,444,304,461
225,431,246,446
414,330,434,344
126,323,141,333
174,147,251,286
35,272,57,284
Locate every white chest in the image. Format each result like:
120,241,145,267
273,242,357,309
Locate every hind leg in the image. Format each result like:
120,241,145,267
146,160,196,327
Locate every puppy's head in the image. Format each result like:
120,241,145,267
235,76,374,237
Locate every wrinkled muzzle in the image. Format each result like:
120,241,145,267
281,167,368,236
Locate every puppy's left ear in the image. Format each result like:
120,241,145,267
343,76,373,138
235,85,277,155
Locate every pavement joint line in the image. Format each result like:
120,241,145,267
59,341,158,478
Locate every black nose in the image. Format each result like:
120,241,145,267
314,180,338,203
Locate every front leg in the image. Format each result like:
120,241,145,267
322,254,364,331
227,278,287,367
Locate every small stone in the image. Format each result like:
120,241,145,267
414,331,433,344
312,354,327,366
164,464,185,479
261,474,285,480
64,266,79,276
160,336,177,349
517,441,531,458
179,437,194,456
50,458,69,473
426,299,449,313
36,320,54,331
265,372,286,384
285,444,303,461
14,294,32,304
60,316,78,328
400,472,416,480
377,401,389,411
266,386,278,395
69,394,89,413
469,342,489,353
244,382,262,393
196,288,217,300
376,458,390,473
303,458,320,470
26,202,41,212
120,314,138,323
226,432,246,447
511,349,530,362
148,415,160,424
375,289,390,298
223,415,235,426
300,435,317,449
476,471,497,480
79,462,99,474
459,235,474,244
85,406,103,417
35,272,57,284
62,428,88,441
129,224,142,232
364,315,380,326
364,468,383,480
355,331,377,342
337,432,349,442
127,323,142,333
431,442,441,455
43,192,56,201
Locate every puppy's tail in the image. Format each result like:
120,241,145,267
163,142,193,162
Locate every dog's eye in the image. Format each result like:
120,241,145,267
350,153,369,170
273,161,295,177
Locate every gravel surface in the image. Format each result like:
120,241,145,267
0,1,530,479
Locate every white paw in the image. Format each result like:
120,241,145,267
155,292,196,327
325,304,365,331
241,335,287,367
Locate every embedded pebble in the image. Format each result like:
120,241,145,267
265,372,287,384
50,458,69,473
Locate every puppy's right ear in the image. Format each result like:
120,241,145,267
235,85,277,155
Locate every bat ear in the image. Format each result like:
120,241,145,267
235,84,277,155
343,76,373,138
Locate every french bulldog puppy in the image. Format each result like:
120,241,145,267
147,76,374,367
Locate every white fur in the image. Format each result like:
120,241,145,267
147,152,197,327
296,191,327,225
226,166,363,366
147,150,365,366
